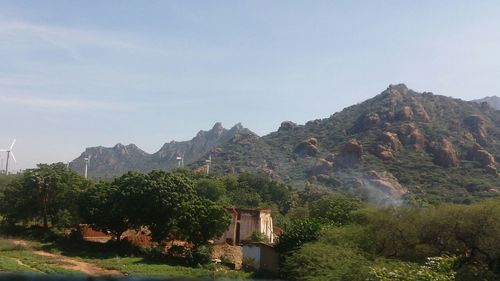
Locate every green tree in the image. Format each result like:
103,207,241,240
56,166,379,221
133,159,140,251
139,170,198,243
275,219,322,254
194,178,228,204
177,198,230,246
79,181,131,242
310,194,362,225
0,163,88,228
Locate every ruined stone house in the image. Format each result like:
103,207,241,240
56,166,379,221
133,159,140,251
215,208,275,245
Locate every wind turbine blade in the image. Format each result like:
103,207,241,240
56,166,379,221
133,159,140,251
10,152,16,163
9,139,16,150
0,149,6,152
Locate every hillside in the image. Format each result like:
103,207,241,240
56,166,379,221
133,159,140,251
71,84,500,203
69,123,251,178
198,84,500,204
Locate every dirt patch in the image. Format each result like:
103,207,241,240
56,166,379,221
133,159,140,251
33,251,122,276
4,237,122,276
11,239,29,247
212,244,243,270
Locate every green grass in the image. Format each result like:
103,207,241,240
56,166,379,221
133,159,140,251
85,256,251,279
0,236,252,279
0,238,81,274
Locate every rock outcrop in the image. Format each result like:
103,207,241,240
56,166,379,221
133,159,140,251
294,138,319,157
364,170,407,197
308,158,333,178
468,144,498,175
278,121,297,132
428,138,460,167
411,98,431,122
398,123,425,150
351,112,382,132
397,106,414,121
464,115,487,144
381,84,408,107
334,139,364,166
374,132,403,160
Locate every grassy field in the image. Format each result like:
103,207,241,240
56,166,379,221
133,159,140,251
83,256,249,279
0,236,252,280
0,238,81,274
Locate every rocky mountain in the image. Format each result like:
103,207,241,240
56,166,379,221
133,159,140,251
473,96,500,110
193,84,500,204
72,84,500,204
69,123,251,178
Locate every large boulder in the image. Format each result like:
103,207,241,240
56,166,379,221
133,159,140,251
294,138,319,157
351,112,382,133
468,144,498,176
396,106,414,121
428,138,460,167
308,158,333,178
374,145,394,160
373,132,403,160
363,170,407,199
334,139,364,166
411,97,431,122
399,123,425,150
382,132,402,151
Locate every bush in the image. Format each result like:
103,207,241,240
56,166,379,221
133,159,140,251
368,256,457,281
275,219,322,253
249,231,265,242
187,245,213,266
281,242,370,281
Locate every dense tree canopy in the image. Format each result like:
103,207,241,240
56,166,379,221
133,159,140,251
0,163,89,227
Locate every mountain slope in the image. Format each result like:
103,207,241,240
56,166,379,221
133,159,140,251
69,123,251,178
199,84,500,203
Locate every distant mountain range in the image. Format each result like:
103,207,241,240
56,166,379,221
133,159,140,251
473,96,500,110
69,123,252,178
71,85,500,203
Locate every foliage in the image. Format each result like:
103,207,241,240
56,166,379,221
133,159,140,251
194,178,229,204
275,219,322,253
367,256,457,281
0,163,89,228
186,244,213,266
177,197,230,246
249,231,266,242
309,194,362,225
80,170,230,246
79,181,131,241
281,242,370,281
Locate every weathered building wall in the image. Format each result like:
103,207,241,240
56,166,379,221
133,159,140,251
215,208,275,245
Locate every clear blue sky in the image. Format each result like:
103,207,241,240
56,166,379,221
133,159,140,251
1,0,500,170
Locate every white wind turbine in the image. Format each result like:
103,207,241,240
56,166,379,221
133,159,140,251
84,156,91,179
176,155,184,168
205,153,212,174
0,139,16,175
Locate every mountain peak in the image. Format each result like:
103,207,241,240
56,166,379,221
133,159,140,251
230,122,243,131
212,122,224,131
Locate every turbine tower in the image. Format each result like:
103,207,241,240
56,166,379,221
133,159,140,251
0,139,16,175
205,153,212,174
176,156,184,168
84,156,91,179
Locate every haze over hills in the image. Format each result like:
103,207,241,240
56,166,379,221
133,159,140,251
71,84,500,203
